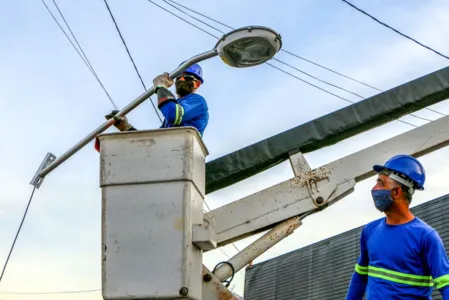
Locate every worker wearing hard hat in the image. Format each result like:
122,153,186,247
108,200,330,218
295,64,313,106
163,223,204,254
346,154,449,299
99,63,209,145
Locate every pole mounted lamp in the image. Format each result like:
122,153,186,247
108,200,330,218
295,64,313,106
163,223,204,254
30,25,282,187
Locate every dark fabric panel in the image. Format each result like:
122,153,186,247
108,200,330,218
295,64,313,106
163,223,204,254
206,67,449,194
244,194,449,300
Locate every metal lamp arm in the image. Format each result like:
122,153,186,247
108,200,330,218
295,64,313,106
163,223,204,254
32,50,218,184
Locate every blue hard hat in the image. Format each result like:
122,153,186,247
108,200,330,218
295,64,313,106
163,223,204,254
373,154,426,190
179,62,204,83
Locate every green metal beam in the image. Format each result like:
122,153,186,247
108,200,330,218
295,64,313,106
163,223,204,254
205,66,449,194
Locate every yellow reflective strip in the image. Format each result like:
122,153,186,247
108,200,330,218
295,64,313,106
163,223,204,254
368,272,433,287
174,104,184,125
369,265,432,280
355,264,368,275
434,274,449,289
365,266,433,287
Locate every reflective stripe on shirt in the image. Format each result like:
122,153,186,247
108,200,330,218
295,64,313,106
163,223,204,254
174,104,184,125
355,264,434,287
434,274,449,289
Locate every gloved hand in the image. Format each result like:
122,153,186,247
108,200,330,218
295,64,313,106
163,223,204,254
105,110,133,131
153,72,173,91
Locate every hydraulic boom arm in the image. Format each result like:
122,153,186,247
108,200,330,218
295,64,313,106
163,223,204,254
98,114,449,300
209,114,449,248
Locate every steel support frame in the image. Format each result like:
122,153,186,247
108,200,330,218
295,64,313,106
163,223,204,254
208,114,449,248
202,115,449,294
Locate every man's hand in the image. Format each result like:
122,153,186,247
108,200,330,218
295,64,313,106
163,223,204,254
153,72,173,91
105,110,133,131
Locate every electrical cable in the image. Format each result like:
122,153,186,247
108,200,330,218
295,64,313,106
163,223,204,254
341,0,449,60
279,48,383,91
164,0,383,92
162,0,225,35
158,0,359,102
273,57,366,98
147,0,421,129
41,0,92,74
147,0,220,39
265,62,354,104
102,0,163,122
41,0,118,109
164,0,446,118
51,0,97,76
212,261,235,287
274,58,432,122
0,289,100,295
0,187,37,283
147,1,354,103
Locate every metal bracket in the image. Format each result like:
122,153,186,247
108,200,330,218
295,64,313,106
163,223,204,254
192,220,218,251
30,152,56,189
303,167,333,207
288,150,311,177
288,151,333,207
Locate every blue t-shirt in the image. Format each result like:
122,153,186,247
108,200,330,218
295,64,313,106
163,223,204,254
346,217,449,299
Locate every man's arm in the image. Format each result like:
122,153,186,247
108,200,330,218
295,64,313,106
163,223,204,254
423,230,449,299
346,228,369,300
156,87,205,125
94,111,138,152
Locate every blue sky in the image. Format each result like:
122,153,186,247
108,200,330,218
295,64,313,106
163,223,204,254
1,0,449,298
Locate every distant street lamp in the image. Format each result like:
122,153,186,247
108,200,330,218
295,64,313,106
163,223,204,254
31,25,282,187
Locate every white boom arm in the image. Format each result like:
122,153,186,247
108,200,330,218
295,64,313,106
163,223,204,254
209,113,449,247
98,114,449,300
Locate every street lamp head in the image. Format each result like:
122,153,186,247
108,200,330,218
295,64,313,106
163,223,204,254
215,25,282,68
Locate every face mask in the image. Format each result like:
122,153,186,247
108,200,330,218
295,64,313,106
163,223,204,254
371,190,394,212
175,80,195,97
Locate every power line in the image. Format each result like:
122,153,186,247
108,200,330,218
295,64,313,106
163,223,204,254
279,49,383,91
160,0,446,123
162,0,225,35
0,289,100,295
341,0,449,60
102,0,162,122
41,1,91,73
266,62,353,104
0,187,37,282
148,1,354,102
41,0,118,109
273,57,365,98
164,0,446,118
147,0,220,39
51,0,97,76
164,0,383,92
147,0,420,129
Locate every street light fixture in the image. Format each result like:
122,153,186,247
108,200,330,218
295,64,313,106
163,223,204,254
215,26,282,68
31,25,282,187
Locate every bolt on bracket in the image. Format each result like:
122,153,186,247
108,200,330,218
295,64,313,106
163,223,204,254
30,152,56,189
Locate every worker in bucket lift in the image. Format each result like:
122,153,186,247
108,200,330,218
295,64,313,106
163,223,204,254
94,63,208,151
346,154,449,300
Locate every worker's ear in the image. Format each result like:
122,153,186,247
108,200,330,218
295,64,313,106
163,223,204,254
194,81,201,89
391,186,401,199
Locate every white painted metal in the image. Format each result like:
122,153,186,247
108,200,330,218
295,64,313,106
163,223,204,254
193,222,218,251
213,216,303,282
100,128,208,300
210,114,449,246
202,266,237,300
288,150,311,177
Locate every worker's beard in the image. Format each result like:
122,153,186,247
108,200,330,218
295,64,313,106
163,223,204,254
176,80,195,97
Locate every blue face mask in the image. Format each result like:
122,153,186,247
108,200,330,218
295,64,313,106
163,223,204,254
371,190,394,212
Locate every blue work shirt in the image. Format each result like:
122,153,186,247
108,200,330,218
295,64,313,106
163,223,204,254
159,93,209,137
346,216,449,299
